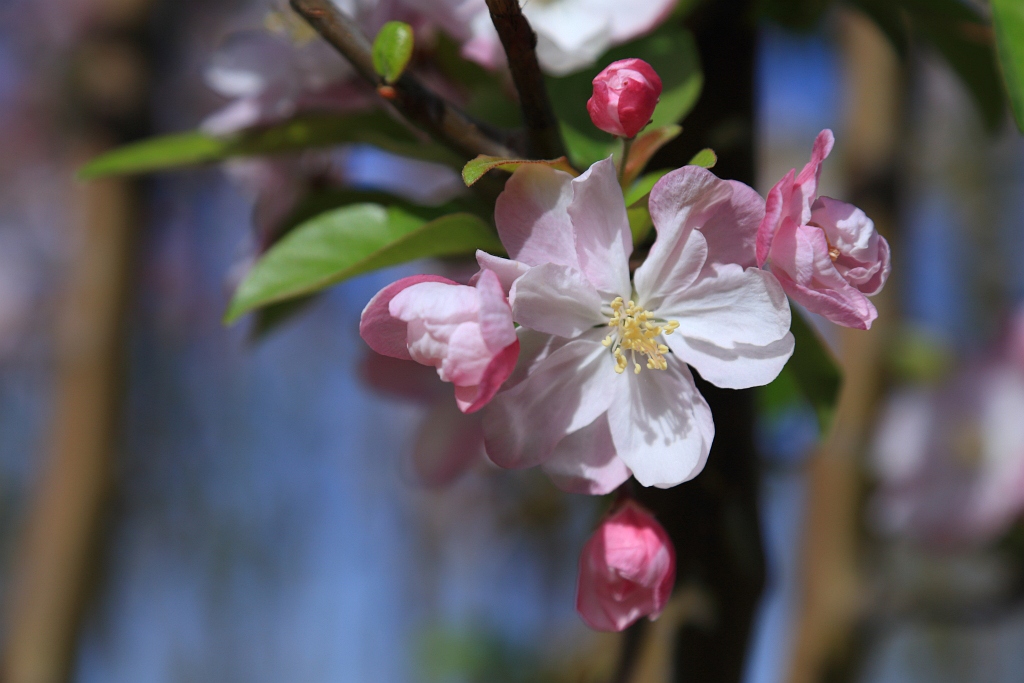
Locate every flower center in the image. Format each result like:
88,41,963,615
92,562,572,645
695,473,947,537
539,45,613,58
602,297,679,375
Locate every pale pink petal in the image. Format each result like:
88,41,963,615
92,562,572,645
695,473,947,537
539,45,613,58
494,164,580,269
698,180,765,270
502,328,568,391
390,281,481,369
633,226,708,313
757,171,793,266
810,196,891,295
648,166,732,264
606,359,714,488
442,322,497,386
475,269,517,352
359,275,456,360
483,336,617,469
568,157,633,299
542,414,631,495
657,265,791,348
770,220,877,329
510,263,605,338
454,338,520,414
475,251,529,294
666,333,795,389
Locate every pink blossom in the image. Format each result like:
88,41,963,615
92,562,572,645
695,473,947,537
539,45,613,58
361,353,485,487
479,158,793,492
576,501,676,632
587,58,662,139
413,0,678,75
757,130,891,330
870,360,1024,549
359,270,519,413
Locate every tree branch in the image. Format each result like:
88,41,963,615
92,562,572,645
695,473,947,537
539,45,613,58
290,0,515,160
484,0,566,160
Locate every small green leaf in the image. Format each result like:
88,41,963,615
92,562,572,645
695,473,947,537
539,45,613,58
624,170,670,246
373,21,415,85
786,309,842,433
688,148,717,169
224,205,502,323
78,113,456,179
620,125,681,188
992,0,1024,132
461,155,577,186
560,123,616,169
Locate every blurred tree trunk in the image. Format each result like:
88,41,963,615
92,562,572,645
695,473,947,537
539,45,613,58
636,1,765,681
786,9,902,683
0,2,152,682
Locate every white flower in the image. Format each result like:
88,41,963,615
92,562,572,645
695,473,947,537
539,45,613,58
478,158,793,491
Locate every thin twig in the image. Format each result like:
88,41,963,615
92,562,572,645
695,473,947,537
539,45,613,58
484,0,566,160
290,0,515,160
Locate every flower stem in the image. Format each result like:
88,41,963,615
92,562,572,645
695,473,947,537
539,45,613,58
618,136,635,187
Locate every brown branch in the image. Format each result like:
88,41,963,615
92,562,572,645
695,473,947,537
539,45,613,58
290,0,516,160
484,0,566,160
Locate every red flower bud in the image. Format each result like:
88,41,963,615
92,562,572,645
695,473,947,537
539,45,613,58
575,501,676,632
586,58,662,139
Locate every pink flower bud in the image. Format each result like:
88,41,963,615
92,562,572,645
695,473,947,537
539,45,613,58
359,270,520,413
576,501,676,632
586,58,662,139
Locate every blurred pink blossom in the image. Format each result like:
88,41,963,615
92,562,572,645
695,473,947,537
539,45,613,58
426,0,679,76
871,349,1024,549
361,353,485,488
576,501,675,632
757,129,891,330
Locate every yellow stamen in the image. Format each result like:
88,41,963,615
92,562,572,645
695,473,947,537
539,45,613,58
605,297,678,374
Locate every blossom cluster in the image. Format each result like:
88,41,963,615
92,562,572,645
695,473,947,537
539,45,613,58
356,60,890,630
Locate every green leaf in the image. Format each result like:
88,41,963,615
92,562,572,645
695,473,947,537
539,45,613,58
461,155,577,186
547,24,702,163
992,0,1024,132
224,205,502,323
79,113,457,179
560,123,616,169
688,148,717,168
621,125,681,188
373,21,415,84
624,170,671,246
786,309,843,433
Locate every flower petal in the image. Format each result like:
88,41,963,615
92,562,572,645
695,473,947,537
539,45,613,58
647,165,730,259
454,338,520,414
658,265,792,349
543,414,631,495
359,275,457,360
770,220,877,329
606,359,714,488
510,263,606,338
483,336,617,469
667,333,795,389
494,164,580,269
475,250,530,294
633,225,708,312
569,157,632,299
475,269,517,352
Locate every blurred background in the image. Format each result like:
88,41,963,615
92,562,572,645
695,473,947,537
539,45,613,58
0,0,1023,682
